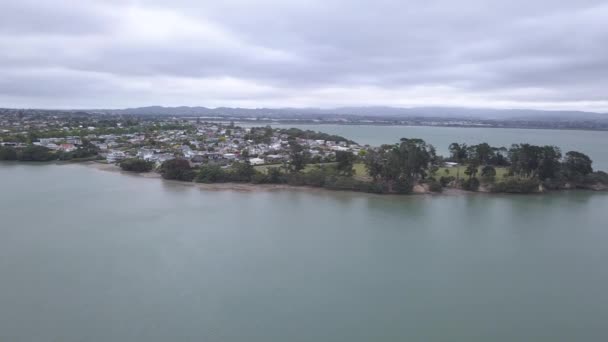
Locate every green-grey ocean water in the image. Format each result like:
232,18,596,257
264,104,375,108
1,162,608,341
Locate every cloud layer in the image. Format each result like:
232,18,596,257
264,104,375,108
1,0,607,111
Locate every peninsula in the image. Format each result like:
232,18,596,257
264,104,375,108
1,110,607,194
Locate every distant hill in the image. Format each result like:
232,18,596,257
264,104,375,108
97,106,607,122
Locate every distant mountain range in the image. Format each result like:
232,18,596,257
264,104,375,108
92,106,608,122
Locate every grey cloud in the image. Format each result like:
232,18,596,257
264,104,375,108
0,0,607,110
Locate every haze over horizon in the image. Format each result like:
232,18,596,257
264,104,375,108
2,0,607,112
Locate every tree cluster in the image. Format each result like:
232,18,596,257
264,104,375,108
119,158,155,172
447,141,599,192
363,138,437,193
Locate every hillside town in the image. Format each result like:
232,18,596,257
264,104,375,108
0,109,363,167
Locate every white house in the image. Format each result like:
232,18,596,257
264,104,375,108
249,157,265,165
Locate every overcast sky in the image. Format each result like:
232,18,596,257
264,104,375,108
1,0,607,111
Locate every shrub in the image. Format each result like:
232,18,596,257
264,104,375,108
324,176,357,190
427,179,443,193
583,171,608,185
394,178,413,194
266,167,285,184
360,182,387,194
480,165,497,183
0,146,18,160
439,176,455,187
119,158,155,172
251,171,269,184
228,162,255,182
17,145,56,161
462,177,480,191
491,177,540,193
160,159,195,181
195,164,227,183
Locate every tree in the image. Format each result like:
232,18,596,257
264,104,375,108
364,148,385,181
489,147,509,166
462,177,480,191
480,165,497,182
0,146,18,160
267,167,285,184
563,151,593,180
229,161,255,182
464,161,479,180
196,164,227,183
508,144,561,179
363,139,436,193
449,143,468,162
119,158,155,172
160,159,195,181
335,151,355,176
17,145,56,161
537,146,562,180
288,141,308,173
468,143,493,165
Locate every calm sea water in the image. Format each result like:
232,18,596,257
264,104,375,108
260,124,608,170
1,162,608,342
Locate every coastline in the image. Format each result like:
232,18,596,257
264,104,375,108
2,160,604,196
77,161,608,196
79,161,351,194
79,161,475,196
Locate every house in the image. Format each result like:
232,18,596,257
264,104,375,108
107,151,126,163
58,143,77,152
44,143,59,150
181,145,195,158
265,154,286,163
137,148,155,160
331,146,350,152
191,155,207,165
94,142,108,150
248,157,265,165
65,137,82,145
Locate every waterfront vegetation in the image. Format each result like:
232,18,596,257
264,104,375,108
151,138,607,194
0,144,100,162
118,158,155,173
1,110,607,195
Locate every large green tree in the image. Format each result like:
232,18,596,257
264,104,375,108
0,146,18,160
119,158,155,172
17,145,56,161
563,151,593,179
160,159,195,181
364,138,436,193
335,151,355,176
288,141,309,173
